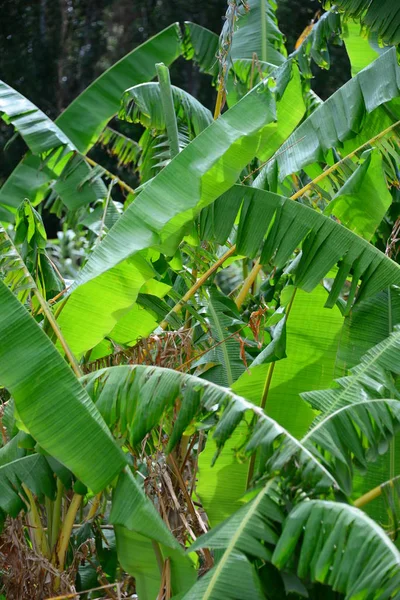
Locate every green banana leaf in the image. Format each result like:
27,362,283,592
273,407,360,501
181,22,219,77
204,186,400,311
0,452,55,517
343,19,384,76
184,480,281,600
82,364,337,490
0,81,107,213
230,0,286,65
56,61,305,356
233,286,343,438
0,24,182,217
0,278,126,493
197,285,342,526
272,500,400,596
110,469,196,599
120,82,212,135
269,48,400,181
324,149,392,240
327,0,400,45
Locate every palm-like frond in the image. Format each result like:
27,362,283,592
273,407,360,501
56,62,305,356
97,127,140,169
82,364,337,490
229,0,287,65
203,185,400,313
0,80,107,213
326,0,400,45
0,224,36,302
273,500,400,598
300,328,400,493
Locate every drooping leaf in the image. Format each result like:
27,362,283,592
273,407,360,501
301,327,400,494
325,0,400,45
82,364,337,491
273,500,400,597
197,288,245,387
206,186,400,312
110,469,196,600
233,286,343,438
324,149,392,240
0,435,56,517
343,19,385,76
0,80,106,213
184,480,281,600
181,22,219,77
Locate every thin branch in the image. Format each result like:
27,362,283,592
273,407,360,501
291,120,400,201
354,475,400,509
85,155,136,197
158,245,236,330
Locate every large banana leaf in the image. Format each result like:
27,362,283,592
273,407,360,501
336,286,400,372
188,489,400,598
197,288,245,387
183,480,281,600
198,285,343,526
272,500,400,597
327,0,400,45
56,61,305,356
0,25,182,217
324,149,392,240
82,364,336,490
120,82,212,135
232,286,343,438
230,0,286,65
182,22,219,77
267,47,400,180
302,327,400,494
0,81,106,213
343,19,384,76
0,278,126,492
205,186,400,311
0,450,55,517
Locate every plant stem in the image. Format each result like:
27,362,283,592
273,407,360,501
235,260,262,308
35,286,82,378
354,475,400,509
55,493,82,572
22,484,50,559
213,78,225,119
159,245,236,330
51,478,64,550
85,491,102,521
45,496,53,548
260,0,267,62
86,156,136,197
156,63,180,159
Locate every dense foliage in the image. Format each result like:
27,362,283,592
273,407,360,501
0,0,400,598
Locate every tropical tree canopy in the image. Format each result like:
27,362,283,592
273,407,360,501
0,0,400,599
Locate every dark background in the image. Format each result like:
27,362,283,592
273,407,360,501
0,0,350,188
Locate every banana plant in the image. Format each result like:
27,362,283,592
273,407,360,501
1,0,400,598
